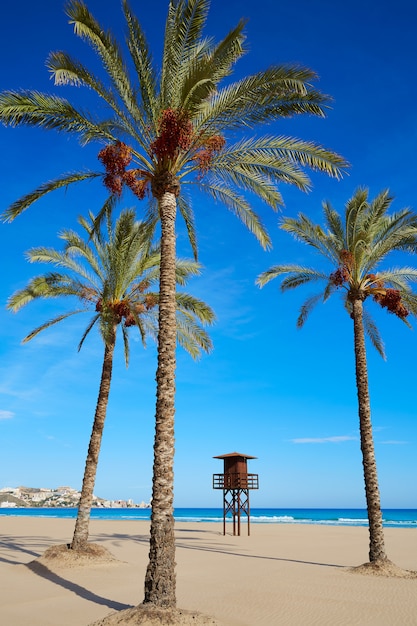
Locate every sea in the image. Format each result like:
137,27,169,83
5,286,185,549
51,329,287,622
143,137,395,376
0,507,416,528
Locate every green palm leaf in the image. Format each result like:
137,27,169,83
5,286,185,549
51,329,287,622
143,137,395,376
297,292,326,328
1,171,100,222
362,308,385,359
197,180,271,249
122,0,158,127
0,90,113,143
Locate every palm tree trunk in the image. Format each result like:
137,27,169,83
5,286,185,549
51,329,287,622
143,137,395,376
71,329,116,551
144,190,177,607
351,298,386,562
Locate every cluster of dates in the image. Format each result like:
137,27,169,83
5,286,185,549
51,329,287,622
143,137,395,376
98,108,225,198
150,108,194,160
373,288,408,318
330,255,409,319
98,141,149,199
193,134,225,175
95,293,158,327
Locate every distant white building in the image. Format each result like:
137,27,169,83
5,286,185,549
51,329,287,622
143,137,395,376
56,486,78,496
31,491,54,502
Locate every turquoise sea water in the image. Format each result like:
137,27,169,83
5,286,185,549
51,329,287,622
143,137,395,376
1,507,416,528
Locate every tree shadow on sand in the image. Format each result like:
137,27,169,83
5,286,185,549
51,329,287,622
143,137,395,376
174,532,417,577
26,560,133,611
0,535,48,564
95,530,346,569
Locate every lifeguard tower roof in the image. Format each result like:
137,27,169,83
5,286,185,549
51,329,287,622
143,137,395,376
213,452,257,460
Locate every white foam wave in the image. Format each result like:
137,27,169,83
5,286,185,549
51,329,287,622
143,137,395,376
250,515,295,522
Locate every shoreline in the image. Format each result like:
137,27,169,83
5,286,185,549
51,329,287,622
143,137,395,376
2,517,417,625
1,506,416,528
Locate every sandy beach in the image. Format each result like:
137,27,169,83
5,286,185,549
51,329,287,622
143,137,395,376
1,517,416,625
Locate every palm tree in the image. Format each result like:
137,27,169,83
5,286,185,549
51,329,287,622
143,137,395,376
0,0,348,606
257,188,417,569
8,208,214,553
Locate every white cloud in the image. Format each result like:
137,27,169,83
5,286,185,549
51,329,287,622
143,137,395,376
291,435,357,444
0,410,14,420
379,440,408,445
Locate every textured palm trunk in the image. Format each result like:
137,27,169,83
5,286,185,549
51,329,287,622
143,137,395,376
144,190,177,607
71,328,116,551
351,298,387,562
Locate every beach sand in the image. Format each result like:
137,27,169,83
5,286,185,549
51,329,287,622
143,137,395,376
1,517,416,625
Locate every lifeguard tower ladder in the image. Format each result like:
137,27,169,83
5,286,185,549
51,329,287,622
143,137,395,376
213,452,258,536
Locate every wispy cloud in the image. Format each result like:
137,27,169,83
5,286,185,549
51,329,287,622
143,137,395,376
291,435,357,444
0,410,14,420
379,440,408,445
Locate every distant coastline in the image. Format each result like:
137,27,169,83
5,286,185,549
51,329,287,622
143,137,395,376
0,486,150,509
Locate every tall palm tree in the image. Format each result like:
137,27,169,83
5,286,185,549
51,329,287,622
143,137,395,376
8,208,214,553
0,0,348,606
257,188,417,568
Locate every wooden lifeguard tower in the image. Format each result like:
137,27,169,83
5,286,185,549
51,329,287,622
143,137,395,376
213,452,259,536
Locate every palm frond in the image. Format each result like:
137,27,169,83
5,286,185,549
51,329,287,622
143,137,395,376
213,135,345,183
0,90,113,144
1,171,100,222
196,65,332,131
280,270,328,291
345,187,369,251
376,267,417,285
205,163,288,209
78,314,100,351
203,138,314,197
161,0,211,107
203,19,247,84
7,273,88,311
280,214,339,264
362,210,417,272
47,50,146,148
322,200,345,244
121,323,131,366
297,292,325,328
362,308,385,359
175,292,216,324
173,259,203,285
197,180,271,249
140,197,160,242
179,19,246,113
400,292,417,316
256,264,327,289
21,311,84,343
65,1,145,129
177,192,198,260
122,0,158,127
362,189,393,235
29,244,101,287
175,312,213,358
88,195,119,242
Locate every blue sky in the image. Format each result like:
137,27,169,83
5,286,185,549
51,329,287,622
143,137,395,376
1,0,416,508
